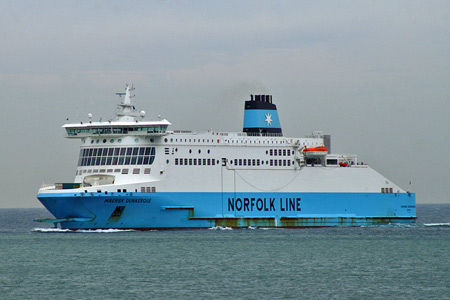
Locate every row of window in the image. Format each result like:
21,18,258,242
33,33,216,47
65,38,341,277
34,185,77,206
141,187,156,193
173,158,293,167
78,147,156,167
76,168,151,176
78,156,156,167
80,147,155,157
230,159,292,167
67,125,168,136
86,187,157,194
381,187,394,194
164,137,305,145
267,149,292,156
175,158,217,166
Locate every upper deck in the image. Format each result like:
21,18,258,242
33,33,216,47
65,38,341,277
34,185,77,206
64,121,170,138
63,84,171,138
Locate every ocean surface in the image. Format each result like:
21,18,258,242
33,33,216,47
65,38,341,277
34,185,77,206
1,204,449,300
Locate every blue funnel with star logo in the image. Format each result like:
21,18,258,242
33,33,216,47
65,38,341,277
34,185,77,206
243,94,282,136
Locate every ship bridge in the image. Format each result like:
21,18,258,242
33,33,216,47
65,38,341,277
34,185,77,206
64,121,170,138
63,84,171,138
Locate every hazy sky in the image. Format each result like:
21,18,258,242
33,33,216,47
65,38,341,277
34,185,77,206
0,1,449,208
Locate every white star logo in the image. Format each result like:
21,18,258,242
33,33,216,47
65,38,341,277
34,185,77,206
265,113,273,126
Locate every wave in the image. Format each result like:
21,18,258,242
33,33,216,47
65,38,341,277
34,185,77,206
423,223,450,227
32,228,136,233
208,226,233,230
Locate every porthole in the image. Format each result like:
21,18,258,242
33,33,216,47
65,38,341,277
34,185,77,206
198,149,201,154
118,139,122,143
110,139,114,143
150,138,154,143
170,138,173,142
166,159,169,164
96,139,100,144
91,140,94,144
103,139,107,143
164,138,168,142
135,138,139,143
82,139,86,144
189,149,192,154
207,150,210,154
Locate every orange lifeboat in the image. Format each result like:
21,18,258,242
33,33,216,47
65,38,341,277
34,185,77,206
303,146,328,152
302,146,328,157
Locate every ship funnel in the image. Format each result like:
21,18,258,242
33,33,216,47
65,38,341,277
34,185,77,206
243,94,282,136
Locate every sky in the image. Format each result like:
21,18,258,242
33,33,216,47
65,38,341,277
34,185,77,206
0,0,449,208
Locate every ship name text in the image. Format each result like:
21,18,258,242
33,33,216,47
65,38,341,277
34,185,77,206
104,198,151,204
227,197,301,212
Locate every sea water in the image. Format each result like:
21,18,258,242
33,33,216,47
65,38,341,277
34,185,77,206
0,204,449,300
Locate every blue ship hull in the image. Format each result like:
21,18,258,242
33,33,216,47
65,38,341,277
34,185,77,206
37,192,416,229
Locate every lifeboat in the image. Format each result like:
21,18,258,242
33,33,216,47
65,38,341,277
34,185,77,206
302,146,328,157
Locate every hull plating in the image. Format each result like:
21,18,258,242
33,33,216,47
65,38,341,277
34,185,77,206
37,192,416,229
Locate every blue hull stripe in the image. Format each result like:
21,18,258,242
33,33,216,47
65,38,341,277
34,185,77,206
37,192,416,229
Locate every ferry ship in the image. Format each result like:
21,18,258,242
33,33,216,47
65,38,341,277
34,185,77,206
36,85,416,229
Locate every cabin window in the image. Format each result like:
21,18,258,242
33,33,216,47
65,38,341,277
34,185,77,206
327,159,338,165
